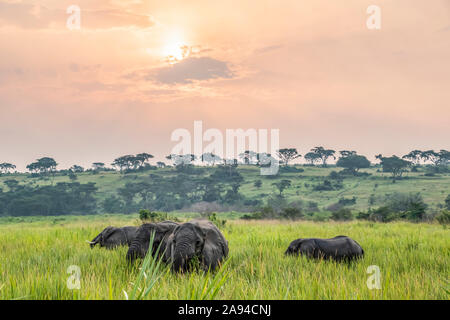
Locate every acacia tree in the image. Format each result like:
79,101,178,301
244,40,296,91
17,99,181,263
156,161,166,168
277,148,301,166
201,153,221,166
69,165,84,173
272,179,292,196
26,157,57,175
402,150,423,166
92,162,105,171
421,150,440,165
135,153,154,169
166,154,196,166
239,150,257,165
376,155,410,183
339,150,357,158
0,163,16,174
304,152,321,166
336,153,370,175
311,146,336,167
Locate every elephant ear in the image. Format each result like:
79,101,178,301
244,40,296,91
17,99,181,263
285,238,303,255
101,226,117,242
201,226,228,270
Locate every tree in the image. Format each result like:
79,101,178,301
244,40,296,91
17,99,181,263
239,150,257,165
311,147,336,167
0,163,16,174
277,148,301,166
304,152,321,166
437,149,449,165
402,150,423,166
166,154,196,166
135,153,154,169
421,150,440,165
339,150,357,158
336,154,371,175
92,162,105,171
26,157,57,175
272,179,292,196
112,155,136,172
201,153,221,166
70,165,84,173
156,161,166,168
377,155,410,183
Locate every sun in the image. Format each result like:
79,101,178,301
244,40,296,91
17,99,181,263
161,31,190,63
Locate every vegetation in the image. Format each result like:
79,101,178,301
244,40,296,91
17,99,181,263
0,217,448,300
0,149,448,225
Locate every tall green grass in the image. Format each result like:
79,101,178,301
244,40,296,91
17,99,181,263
0,217,448,299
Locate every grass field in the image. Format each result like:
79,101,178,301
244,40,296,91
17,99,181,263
1,215,448,300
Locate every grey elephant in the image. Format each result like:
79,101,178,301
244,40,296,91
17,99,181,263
126,220,179,263
88,226,138,249
285,235,364,262
164,219,229,272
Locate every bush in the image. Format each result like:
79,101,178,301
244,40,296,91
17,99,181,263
338,197,357,206
331,208,354,221
279,166,304,173
203,212,227,229
311,211,332,222
313,179,343,191
281,207,304,220
139,209,168,222
435,210,450,226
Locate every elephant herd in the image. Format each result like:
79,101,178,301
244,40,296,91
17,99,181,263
88,219,364,272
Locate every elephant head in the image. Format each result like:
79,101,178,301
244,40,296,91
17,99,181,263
88,226,116,248
165,219,228,272
284,238,303,255
126,221,178,263
89,226,137,249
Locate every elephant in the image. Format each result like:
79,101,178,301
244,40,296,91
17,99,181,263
88,226,138,249
126,220,179,263
164,219,229,272
285,235,364,262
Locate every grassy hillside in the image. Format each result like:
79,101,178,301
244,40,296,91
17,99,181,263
1,165,448,214
0,216,448,299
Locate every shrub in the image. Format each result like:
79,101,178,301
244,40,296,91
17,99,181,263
331,208,354,221
435,210,450,226
280,207,304,220
139,209,168,223
311,211,331,222
203,212,227,229
338,197,357,206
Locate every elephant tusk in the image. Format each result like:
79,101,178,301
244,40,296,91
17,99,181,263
85,240,95,244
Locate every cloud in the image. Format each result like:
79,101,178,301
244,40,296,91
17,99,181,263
255,44,283,54
0,2,155,29
153,57,233,84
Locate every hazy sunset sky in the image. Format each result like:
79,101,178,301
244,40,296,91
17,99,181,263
1,0,449,170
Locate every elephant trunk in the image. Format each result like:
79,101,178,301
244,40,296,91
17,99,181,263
172,239,195,272
126,239,143,263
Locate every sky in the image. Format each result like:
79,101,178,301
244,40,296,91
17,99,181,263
1,0,449,171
